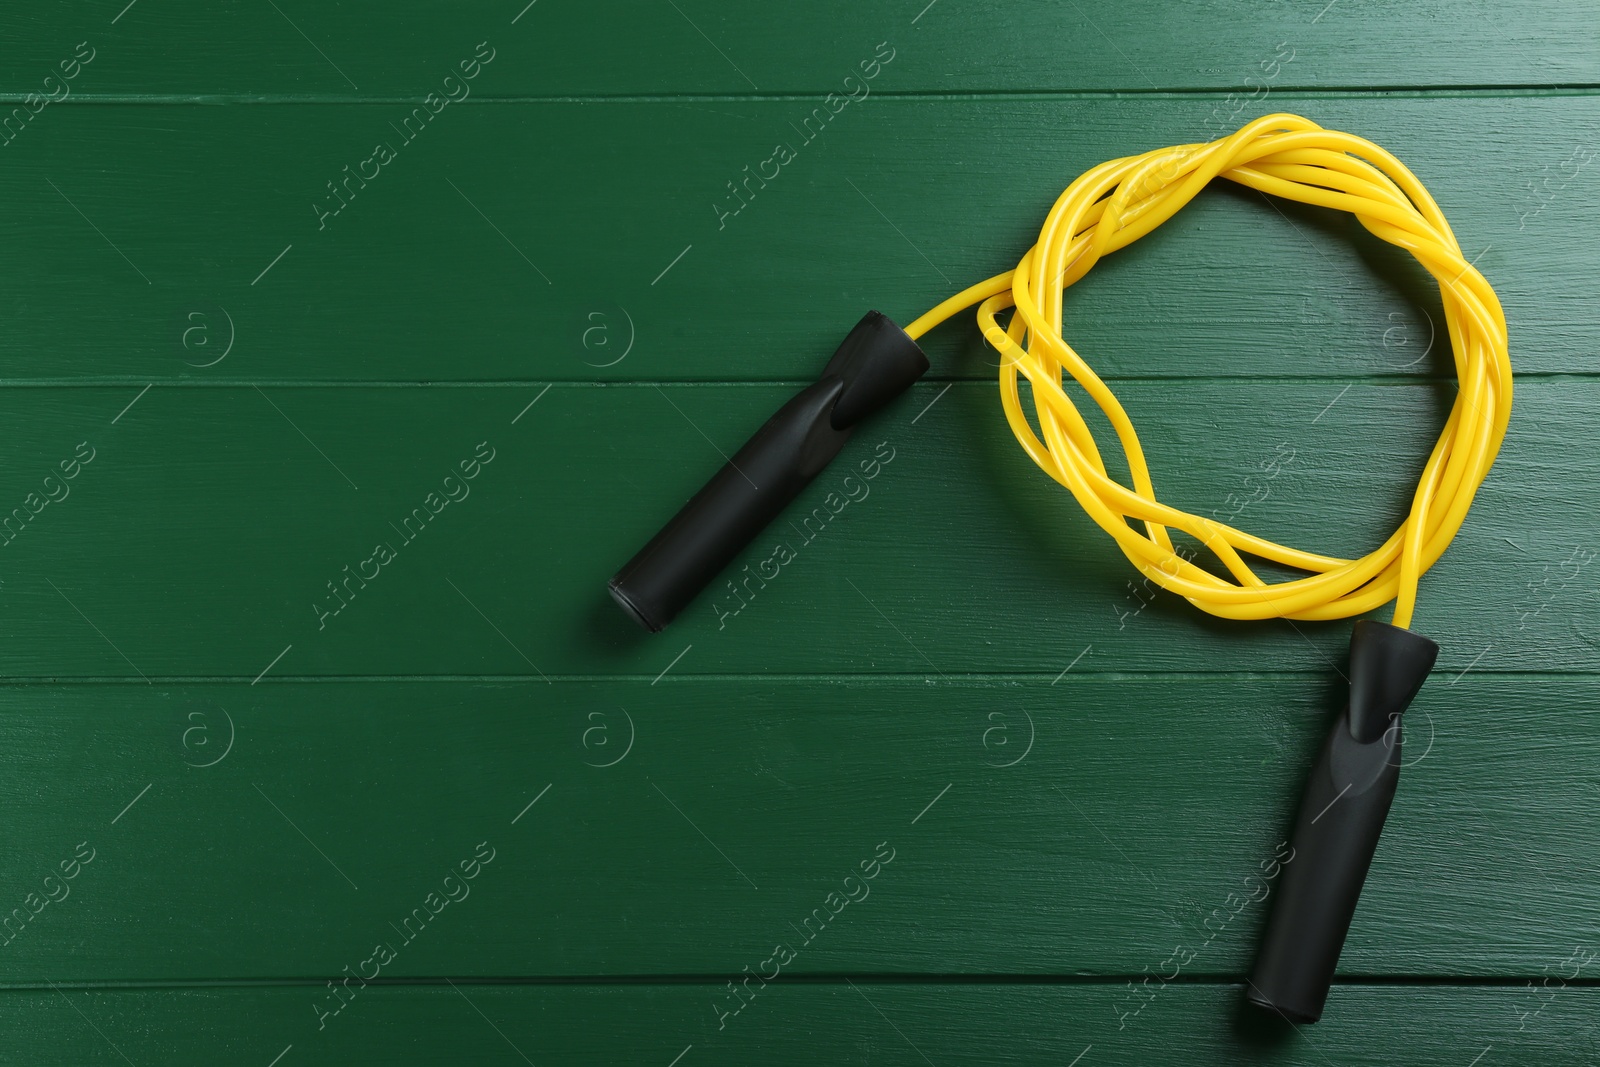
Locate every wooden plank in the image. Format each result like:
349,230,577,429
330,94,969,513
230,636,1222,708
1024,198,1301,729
0,674,1590,980
0,95,1592,382
0,380,1585,678
7,983,1592,1065
4,1,1596,98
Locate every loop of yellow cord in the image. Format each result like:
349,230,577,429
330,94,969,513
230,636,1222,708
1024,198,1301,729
903,113,1510,630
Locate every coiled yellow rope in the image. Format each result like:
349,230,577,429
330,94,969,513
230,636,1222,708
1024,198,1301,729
903,113,1510,629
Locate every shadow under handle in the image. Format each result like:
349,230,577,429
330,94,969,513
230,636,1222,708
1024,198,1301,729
1247,620,1439,1023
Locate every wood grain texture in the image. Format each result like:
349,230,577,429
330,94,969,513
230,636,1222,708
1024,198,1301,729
0,675,1588,981
7,983,1592,1065
3,0,1596,98
0,381,1586,678
0,96,1591,381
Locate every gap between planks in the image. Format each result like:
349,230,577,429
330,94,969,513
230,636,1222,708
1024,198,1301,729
5,84,1600,105
0,372,1593,388
0,669,1583,687
3,975,1591,992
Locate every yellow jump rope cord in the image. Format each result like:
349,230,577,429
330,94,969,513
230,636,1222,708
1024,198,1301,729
901,113,1511,630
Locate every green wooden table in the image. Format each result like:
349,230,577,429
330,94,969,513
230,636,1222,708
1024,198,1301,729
1,2,1596,1063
